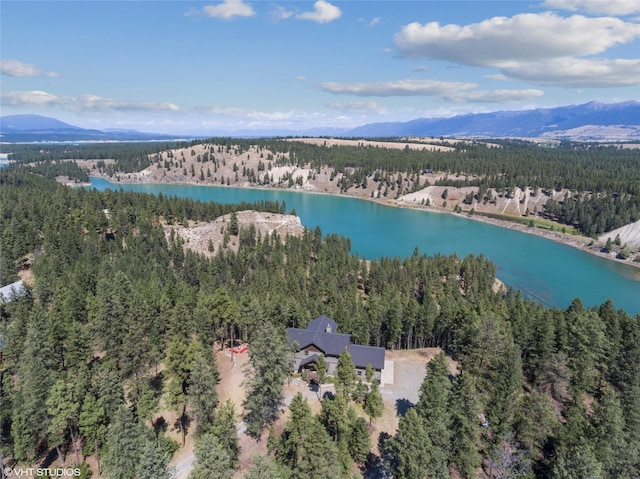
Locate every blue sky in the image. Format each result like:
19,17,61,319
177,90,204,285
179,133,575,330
1,0,639,134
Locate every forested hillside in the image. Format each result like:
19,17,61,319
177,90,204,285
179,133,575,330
1,168,639,478
4,138,639,237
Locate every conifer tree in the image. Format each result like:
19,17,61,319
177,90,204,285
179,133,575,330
103,406,143,479
244,454,290,479
392,408,432,479
364,382,384,426
416,352,452,479
243,321,292,437
187,348,219,435
46,375,81,465
79,393,108,476
449,373,481,479
335,349,356,397
212,399,239,466
189,433,234,479
276,393,341,479
136,438,174,479
348,416,371,464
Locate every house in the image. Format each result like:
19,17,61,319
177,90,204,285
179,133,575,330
0,280,26,303
287,315,385,382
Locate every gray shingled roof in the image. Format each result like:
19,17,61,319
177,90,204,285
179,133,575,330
307,315,338,333
347,344,385,371
0,280,26,303
288,315,385,370
287,327,351,356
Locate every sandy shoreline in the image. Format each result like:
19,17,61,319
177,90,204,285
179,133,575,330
86,171,640,274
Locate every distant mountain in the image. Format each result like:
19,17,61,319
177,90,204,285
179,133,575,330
2,102,639,141
0,114,184,142
343,101,640,139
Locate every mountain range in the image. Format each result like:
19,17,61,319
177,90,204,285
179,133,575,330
0,115,182,142
1,101,639,142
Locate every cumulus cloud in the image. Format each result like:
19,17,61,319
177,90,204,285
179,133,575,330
393,12,640,87
297,1,341,23
1,90,180,112
327,100,385,112
1,59,58,78
319,79,544,103
201,0,255,19
542,0,640,16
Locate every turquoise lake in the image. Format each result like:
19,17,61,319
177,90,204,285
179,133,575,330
89,177,640,315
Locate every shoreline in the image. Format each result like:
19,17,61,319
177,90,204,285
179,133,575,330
88,173,640,274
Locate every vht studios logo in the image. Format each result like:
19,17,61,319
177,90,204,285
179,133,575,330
2,467,81,477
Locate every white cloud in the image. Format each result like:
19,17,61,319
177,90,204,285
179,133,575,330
319,79,544,104
320,79,477,97
1,90,180,112
484,73,509,81
500,58,640,87
295,75,308,81
297,1,341,23
327,100,385,112
202,0,255,19
542,0,640,16
395,13,640,62
446,89,544,103
393,12,640,87
1,59,58,78
369,17,381,27
270,5,294,21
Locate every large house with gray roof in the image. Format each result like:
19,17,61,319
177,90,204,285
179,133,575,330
287,315,385,382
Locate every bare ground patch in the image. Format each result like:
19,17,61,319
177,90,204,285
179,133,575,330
164,210,305,256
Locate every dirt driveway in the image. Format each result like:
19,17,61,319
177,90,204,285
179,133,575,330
380,348,457,416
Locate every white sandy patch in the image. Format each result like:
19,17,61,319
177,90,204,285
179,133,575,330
599,220,640,248
165,210,305,256
398,186,435,205
268,166,313,189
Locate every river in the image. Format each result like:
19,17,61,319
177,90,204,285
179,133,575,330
89,177,640,314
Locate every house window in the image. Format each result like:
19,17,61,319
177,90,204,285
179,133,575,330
357,370,362,376
304,350,309,356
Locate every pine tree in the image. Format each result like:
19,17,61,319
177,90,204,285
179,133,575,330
335,349,356,397
103,406,143,479
46,375,81,465
415,352,452,479
244,454,290,479
243,321,292,437
276,393,341,479
364,383,384,426
392,408,432,479
189,433,234,479
187,348,219,435
348,416,371,464
449,373,481,479
212,400,239,466
79,393,108,476
137,438,174,479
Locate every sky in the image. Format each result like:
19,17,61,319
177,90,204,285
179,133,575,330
1,0,639,134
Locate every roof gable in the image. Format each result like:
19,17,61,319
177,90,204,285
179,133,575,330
307,315,338,333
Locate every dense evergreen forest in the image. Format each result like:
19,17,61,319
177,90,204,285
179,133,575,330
1,167,639,478
3,138,639,236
